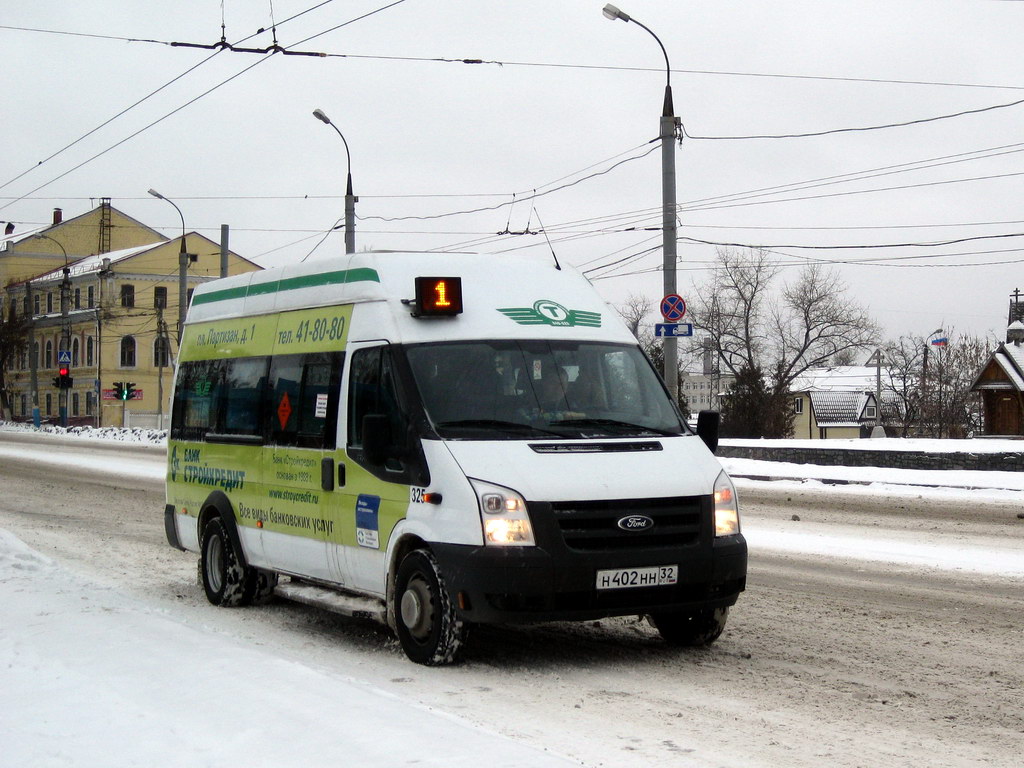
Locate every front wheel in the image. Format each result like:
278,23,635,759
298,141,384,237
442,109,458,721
650,606,729,646
200,516,254,607
394,549,467,665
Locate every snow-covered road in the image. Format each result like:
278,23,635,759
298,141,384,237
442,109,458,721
1,428,1021,767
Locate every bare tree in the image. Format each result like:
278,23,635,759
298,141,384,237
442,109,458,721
927,333,993,438
689,248,879,437
0,301,31,420
881,335,924,437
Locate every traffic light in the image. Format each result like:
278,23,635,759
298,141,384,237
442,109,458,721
123,382,136,401
58,366,73,389
113,381,125,400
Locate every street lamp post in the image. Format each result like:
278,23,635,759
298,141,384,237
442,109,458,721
34,233,71,427
313,108,357,255
603,4,681,404
922,327,943,437
147,189,189,346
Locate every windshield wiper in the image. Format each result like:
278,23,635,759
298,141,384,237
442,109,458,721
549,418,679,436
435,419,564,437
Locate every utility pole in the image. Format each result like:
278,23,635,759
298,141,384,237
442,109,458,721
60,265,71,427
603,5,681,403
313,109,357,254
156,309,167,430
26,282,39,427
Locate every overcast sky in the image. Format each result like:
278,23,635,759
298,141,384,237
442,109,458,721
3,0,1023,354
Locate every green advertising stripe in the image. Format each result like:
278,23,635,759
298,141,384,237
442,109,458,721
193,268,380,306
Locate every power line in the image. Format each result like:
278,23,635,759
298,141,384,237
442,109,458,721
681,97,1024,140
361,142,659,222
0,0,408,213
7,22,1021,92
0,1,343,194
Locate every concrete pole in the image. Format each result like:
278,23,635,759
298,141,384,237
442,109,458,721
344,172,356,255
220,224,229,279
178,235,188,346
26,282,40,427
660,93,679,404
60,266,71,427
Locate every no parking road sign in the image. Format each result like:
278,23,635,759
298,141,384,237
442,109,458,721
660,294,687,322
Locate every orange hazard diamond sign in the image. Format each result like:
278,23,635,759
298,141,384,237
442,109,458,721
277,392,292,429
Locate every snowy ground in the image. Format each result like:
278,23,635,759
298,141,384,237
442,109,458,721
1,424,1021,767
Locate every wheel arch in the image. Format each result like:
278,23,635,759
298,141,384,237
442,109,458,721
198,491,247,566
384,525,429,631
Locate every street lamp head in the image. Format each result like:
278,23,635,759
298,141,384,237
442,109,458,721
602,4,630,22
147,188,165,200
312,108,332,125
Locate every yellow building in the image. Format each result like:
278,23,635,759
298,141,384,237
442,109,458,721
789,366,888,439
2,201,261,427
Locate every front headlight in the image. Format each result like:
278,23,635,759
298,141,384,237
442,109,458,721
470,479,535,546
713,470,740,537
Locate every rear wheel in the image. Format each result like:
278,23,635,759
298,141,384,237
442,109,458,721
200,516,253,607
650,606,729,646
394,549,467,665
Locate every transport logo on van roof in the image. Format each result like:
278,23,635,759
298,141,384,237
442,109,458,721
497,300,601,328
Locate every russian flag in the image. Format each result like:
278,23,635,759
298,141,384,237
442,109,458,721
931,337,948,347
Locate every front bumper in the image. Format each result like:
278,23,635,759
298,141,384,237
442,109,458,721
432,495,747,624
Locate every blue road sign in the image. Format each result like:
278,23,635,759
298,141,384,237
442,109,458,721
655,323,693,338
57,349,72,366
660,294,687,322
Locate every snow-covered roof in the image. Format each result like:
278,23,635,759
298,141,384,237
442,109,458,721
18,242,161,285
791,366,887,393
973,341,1024,392
809,390,874,427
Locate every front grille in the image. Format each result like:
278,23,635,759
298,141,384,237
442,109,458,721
548,496,705,552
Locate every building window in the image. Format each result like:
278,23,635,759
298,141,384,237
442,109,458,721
46,293,53,314
120,336,136,367
864,405,877,419
86,392,95,416
86,336,94,366
45,393,52,415
187,288,195,307
72,338,80,366
87,285,95,308
154,336,171,368
72,392,80,416
32,342,39,368
20,395,27,416
74,288,81,309
45,340,53,369
793,397,804,414
120,284,135,308
34,294,40,315
154,286,167,309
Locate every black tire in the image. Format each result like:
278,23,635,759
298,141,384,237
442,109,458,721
249,568,279,605
394,549,467,666
650,606,729,647
200,516,253,607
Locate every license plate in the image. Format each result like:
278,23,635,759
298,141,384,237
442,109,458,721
596,565,678,590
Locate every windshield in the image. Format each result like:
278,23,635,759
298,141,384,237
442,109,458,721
405,340,685,440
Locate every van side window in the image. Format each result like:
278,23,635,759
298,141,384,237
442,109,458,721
347,346,415,478
269,352,343,449
223,357,269,436
172,359,226,441
348,347,401,450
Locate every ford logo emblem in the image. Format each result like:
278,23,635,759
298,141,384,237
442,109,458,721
617,515,654,532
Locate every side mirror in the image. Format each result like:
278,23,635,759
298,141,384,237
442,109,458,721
362,414,392,465
696,410,720,454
